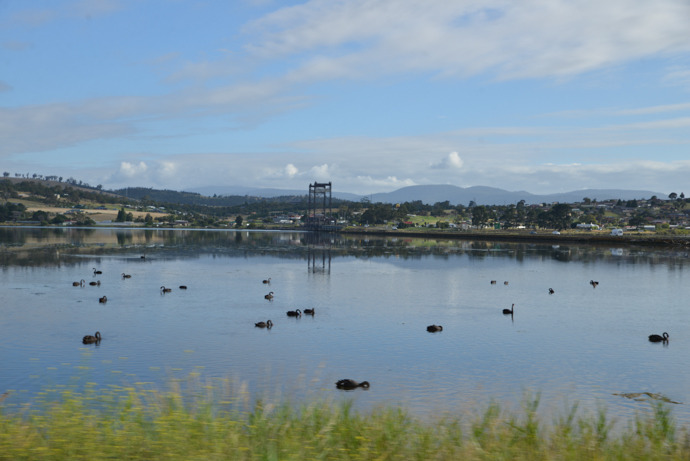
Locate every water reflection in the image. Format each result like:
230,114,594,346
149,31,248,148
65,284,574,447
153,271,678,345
1,227,689,270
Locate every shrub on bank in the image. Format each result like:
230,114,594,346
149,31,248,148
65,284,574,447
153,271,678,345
0,385,688,460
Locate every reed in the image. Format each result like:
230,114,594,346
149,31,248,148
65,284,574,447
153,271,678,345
0,383,688,460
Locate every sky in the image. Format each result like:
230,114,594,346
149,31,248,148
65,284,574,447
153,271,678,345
1,0,690,196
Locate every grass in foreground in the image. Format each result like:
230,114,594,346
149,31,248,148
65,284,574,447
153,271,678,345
0,384,689,460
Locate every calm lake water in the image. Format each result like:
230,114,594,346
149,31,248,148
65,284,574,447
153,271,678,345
1,227,689,426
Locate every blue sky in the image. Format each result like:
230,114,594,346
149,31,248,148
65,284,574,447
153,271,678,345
2,0,690,195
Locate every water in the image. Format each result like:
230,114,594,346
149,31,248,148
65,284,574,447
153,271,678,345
1,227,689,425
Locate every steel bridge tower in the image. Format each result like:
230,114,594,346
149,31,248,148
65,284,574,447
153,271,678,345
307,181,334,230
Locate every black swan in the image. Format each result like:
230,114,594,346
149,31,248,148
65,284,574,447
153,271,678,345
336,379,370,390
82,331,101,344
255,320,273,329
304,308,315,315
73,279,85,287
286,309,302,317
427,325,443,332
93,268,102,275
503,304,514,315
263,278,271,284
99,296,107,303
648,332,669,343
548,288,555,294
160,286,172,293
264,292,274,300
122,273,132,278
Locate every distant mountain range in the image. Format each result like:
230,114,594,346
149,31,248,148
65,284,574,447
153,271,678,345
188,184,664,206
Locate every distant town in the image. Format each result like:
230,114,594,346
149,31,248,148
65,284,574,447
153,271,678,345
1,176,688,237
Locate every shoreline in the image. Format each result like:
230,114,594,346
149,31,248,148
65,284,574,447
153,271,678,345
338,227,690,247
3,223,690,248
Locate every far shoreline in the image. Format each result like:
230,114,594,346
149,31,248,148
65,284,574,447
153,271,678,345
338,227,690,248
2,223,690,248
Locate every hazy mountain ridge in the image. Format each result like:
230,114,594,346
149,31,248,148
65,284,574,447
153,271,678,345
189,184,663,206
369,185,664,205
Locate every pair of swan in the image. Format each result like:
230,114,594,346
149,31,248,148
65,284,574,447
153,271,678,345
82,331,101,344
548,288,555,294
255,320,273,329
336,379,370,390
427,325,443,332
649,332,669,343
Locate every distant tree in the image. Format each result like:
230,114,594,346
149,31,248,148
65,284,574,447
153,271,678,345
582,197,591,205
145,213,153,225
31,210,50,224
549,203,572,230
669,192,678,200
2,172,8,177
235,215,243,227
50,214,67,225
116,207,127,222
680,192,685,199
629,213,648,227
471,206,488,227
500,204,518,229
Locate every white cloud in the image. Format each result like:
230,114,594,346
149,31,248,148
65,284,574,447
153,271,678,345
157,161,177,177
354,175,416,190
245,0,690,82
309,163,331,180
285,163,299,177
431,151,464,169
614,102,690,116
663,67,690,90
118,161,147,177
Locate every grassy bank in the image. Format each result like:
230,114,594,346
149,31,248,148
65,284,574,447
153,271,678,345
1,385,688,460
